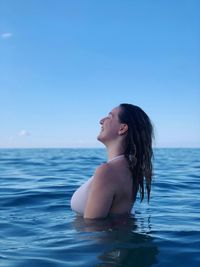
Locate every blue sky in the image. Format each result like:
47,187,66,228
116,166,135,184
0,0,199,148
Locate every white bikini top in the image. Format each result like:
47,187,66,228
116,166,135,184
70,155,125,215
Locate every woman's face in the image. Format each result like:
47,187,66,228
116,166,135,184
97,106,122,143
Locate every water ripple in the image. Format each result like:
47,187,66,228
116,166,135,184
0,148,199,267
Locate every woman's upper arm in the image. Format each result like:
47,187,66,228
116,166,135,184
84,165,115,219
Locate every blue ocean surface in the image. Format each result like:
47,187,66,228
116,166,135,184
0,148,199,267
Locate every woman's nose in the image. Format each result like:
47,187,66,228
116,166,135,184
100,117,105,124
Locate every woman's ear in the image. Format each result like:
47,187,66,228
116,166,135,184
119,124,128,135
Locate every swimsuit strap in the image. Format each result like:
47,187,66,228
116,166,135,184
108,154,125,163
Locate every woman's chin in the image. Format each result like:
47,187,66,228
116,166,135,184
97,133,105,143
97,134,102,141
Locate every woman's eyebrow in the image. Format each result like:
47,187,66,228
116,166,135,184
109,112,114,116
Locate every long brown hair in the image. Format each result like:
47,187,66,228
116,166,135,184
118,103,154,202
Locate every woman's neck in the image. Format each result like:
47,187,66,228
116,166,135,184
106,142,125,161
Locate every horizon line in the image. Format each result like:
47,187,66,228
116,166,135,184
0,146,199,149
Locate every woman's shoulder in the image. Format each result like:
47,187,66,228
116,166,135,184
93,163,117,184
95,162,116,174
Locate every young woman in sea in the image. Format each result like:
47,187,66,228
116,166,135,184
71,103,154,219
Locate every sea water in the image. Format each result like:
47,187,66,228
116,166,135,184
0,148,199,267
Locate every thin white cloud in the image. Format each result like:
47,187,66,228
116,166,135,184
18,130,30,137
1,32,13,39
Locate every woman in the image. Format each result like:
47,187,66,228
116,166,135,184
71,103,154,219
